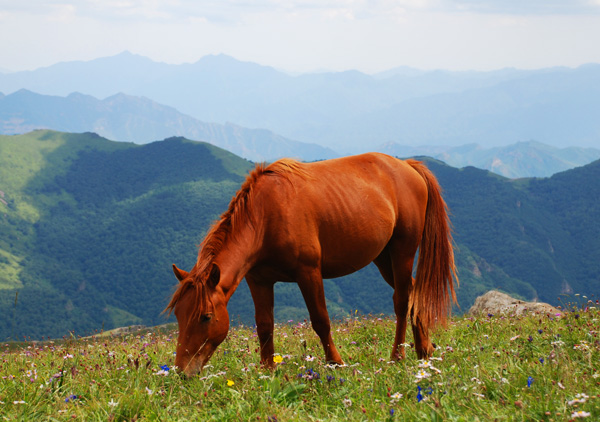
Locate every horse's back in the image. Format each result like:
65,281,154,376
254,153,428,278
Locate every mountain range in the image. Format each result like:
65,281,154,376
1,89,598,177
1,130,598,339
0,52,598,153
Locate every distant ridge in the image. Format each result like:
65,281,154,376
1,52,599,151
1,89,598,177
0,89,337,162
378,141,600,178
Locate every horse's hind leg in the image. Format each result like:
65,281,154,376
246,276,276,368
376,246,434,360
374,250,411,360
296,267,344,365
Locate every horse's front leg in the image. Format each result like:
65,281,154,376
297,268,344,365
246,277,276,368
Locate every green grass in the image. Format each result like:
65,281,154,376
1,303,599,421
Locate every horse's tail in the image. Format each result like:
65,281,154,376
407,159,458,330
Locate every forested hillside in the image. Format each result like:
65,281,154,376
1,131,598,340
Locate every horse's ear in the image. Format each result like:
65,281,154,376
172,264,189,282
207,263,221,288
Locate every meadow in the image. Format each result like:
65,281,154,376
1,298,599,421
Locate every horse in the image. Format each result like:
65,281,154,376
166,152,458,376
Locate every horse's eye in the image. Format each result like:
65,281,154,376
201,313,213,322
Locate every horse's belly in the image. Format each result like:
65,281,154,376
319,221,393,278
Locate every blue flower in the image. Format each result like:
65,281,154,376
160,365,170,371
390,408,395,416
527,376,534,388
417,385,423,402
65,394,78,403
539,357,544,364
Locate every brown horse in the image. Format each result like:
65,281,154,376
166,152,458,376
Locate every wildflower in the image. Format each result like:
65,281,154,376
65,395,78,403
145,387,153,396
390,392,403,403
305,355,315,362
63,354,74,359
574,342,590,351
390,408,395,416
568,393,589,405
342,398,352,408
273,355,283,364
227,379,235,387
510,335,520,341
527,376,534,388
572,410,591,418
13,400,26,404
414,370,431,381
539,357,544,364
108,399,118,407
416,386,423,402
160,365,170,371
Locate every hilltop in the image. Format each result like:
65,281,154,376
0,130,599,339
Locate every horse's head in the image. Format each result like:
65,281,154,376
168,263,229,377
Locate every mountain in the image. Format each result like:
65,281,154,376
378,141,600,178
1,52,598,151
2,89,597,178
1,131,599,339
0,89,337,162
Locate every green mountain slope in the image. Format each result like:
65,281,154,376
1,131,598,340
0,130,253,339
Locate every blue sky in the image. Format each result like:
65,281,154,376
1,0,599,73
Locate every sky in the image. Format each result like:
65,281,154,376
1,0,600,74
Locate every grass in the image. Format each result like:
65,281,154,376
1,301,599,421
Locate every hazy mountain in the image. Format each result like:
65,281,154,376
0,89,337,162
378,141,600,178
1,130,598,339
1,52,598,151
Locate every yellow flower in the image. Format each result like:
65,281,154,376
273,355,283,364
227,379,234,387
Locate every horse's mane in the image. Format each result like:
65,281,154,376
165,158,309,317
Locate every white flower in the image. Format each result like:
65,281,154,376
63,354,74,359
13,400,26,404
390,392,403,403
108,399,119,407
568,393,589,405
305,355,315,362
145,387,153,396
414,370,431,380
342,398,352,408
572,410,591,418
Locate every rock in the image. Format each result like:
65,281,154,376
468,290,560,316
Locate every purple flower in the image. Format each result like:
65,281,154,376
417,386,423,402
65,394,78,403
527,376,534,388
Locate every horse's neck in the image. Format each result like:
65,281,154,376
214,231,260,302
